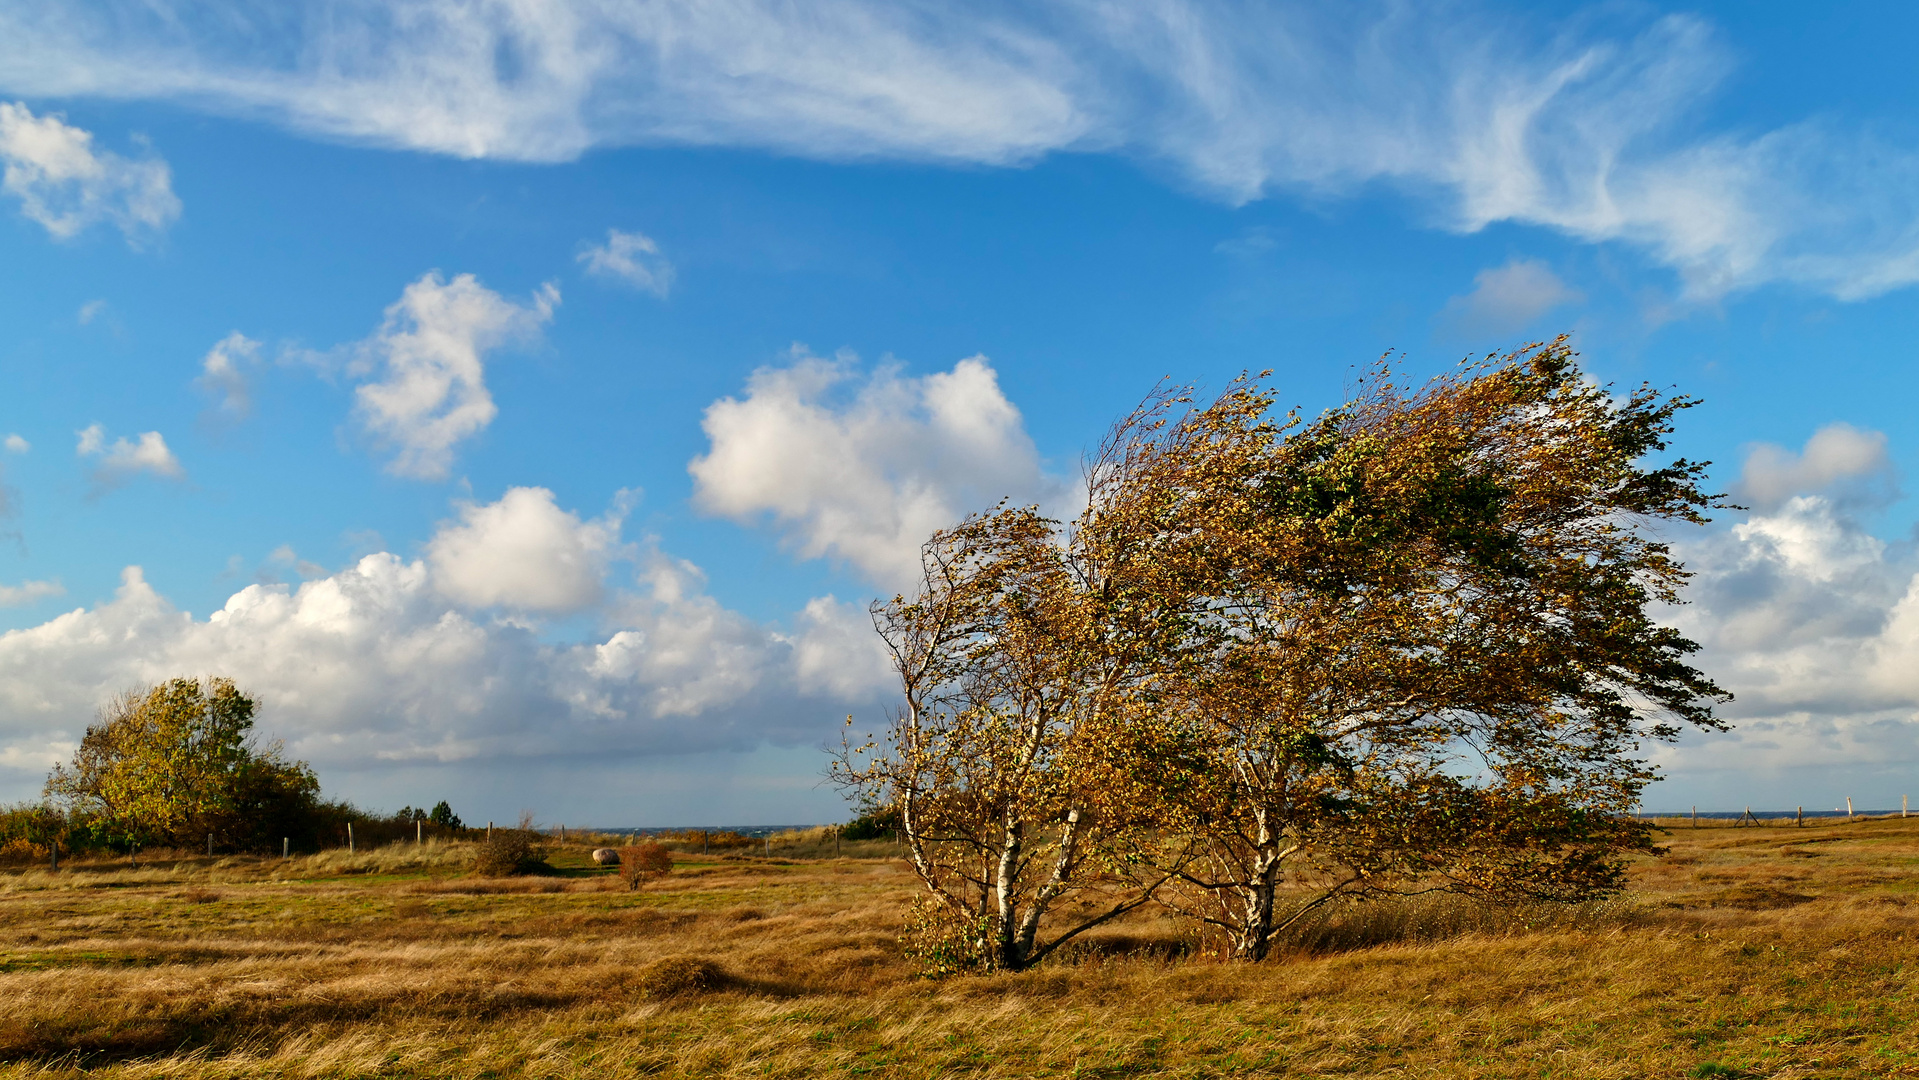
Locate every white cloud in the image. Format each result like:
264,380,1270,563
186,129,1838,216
4,6,1919,298
0,545,893,776
75,423,183,487
0,579,62,607
1440,258,1582,337
1735,423,1897,514
578,229,674,296
1655,495,1919,788
3,434,26,453
427,486,631,614
266,544,326,580
195,330,262,422
689,350,1066,590
0,100,178,242
350,272,559,480
76,299,105,324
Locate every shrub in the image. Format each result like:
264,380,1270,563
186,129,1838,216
618,842,674,890
473,818,552,877
841,805,902,842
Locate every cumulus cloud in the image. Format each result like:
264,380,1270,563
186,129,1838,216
194,331,262,423
0,579,62,607
689,350,1066,590
3,434,26,453
349,272,559,480
75,423,183,488
1735,423,1897,514
0,101,178,242
76,299,105,325
0,546,892,777
4,5,1919,298
427,486,631,614
1440,258,1582,337
1654,494,1919,787
578,229,674,296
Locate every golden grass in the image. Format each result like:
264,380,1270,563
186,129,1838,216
2,819,1918,1077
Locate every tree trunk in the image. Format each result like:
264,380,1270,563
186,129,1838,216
1233,809,1283,962
993,810,1025,969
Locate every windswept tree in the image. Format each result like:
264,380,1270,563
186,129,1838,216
848,338,1731,968
835,392,1228,971
46,677,318,852
1139,340,1731,959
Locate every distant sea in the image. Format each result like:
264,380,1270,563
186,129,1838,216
580,825,828,837
1638,809,1902,820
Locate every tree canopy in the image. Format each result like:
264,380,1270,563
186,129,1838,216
45,677,318,852
839,340,1731,967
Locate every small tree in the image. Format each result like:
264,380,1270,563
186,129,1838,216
428,800,463,829
836,390,1223,972
618,842,674,890
45,677,317,852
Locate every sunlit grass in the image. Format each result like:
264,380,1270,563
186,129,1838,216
2,819,1917,1076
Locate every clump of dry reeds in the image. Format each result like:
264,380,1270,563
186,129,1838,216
637,955,729,997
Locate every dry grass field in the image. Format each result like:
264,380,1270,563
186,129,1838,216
2,819,1917,1078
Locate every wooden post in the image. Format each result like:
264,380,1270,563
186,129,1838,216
1904,795,1909,819
417,819,423,846
836,827,841,857
348,822,355,852
50,839,57,872
208,832,214,857
283,837,289,859
1691,805,1697,828
487,821,493,841
1797,806,1803,827
1846,797,1854,821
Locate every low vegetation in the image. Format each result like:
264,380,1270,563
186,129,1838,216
2,816,1916,1076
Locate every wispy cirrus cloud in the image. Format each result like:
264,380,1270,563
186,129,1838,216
4,4,1919,300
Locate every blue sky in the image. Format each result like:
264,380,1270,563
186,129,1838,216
2,0,1918,824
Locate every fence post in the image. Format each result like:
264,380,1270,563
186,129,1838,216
1691,805,1697,828
348,822,355,852
1846,797,1854,822
417,819,423,846
1904,795,1909,819
208,832,214,857
487,821,493,841
283,837,289,859
1797,806,1803,827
